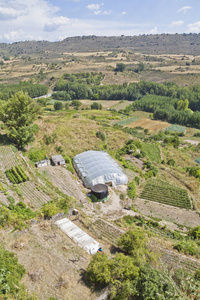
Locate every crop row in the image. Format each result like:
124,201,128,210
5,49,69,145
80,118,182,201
92,219,124,244
0,192,9,207
19,181,51,209
140,179,191,209
116,117,139,126
160,249,200,273
6,166,29,184
165,124,186,133
0,146,18,171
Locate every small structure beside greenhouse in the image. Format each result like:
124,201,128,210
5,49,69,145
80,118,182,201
51,154,65,166
91,184,109,202
35,159,50,168
73,150,128,188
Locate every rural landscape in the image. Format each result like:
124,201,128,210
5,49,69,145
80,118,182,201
2,33,200,299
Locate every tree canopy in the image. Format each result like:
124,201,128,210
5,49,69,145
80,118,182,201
0,91,40,148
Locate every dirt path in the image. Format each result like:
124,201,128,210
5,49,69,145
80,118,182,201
100,189,122,215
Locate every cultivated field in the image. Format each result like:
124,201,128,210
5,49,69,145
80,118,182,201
140,178,191,209
128,118,170,132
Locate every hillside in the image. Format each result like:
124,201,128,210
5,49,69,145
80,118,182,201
1,33,200,56
1,36,200,299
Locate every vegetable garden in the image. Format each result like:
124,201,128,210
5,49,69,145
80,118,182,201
140,179,191,209
165,124,186,133
19,182,51,209
116,117,139,126
92,219,125,244
6,166,29,184
0,146,18,171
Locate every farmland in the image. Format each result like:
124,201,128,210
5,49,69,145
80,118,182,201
2,34,200,299
140,178,192,209
165,124,186,133
128,118,170,132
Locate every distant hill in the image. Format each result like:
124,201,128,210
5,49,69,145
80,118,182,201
1,33,200,56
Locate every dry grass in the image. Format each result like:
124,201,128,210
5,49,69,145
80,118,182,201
128,118,170,132
34,111,130,157
0,222,96,300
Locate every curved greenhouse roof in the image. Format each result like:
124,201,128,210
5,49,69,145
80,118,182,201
73,150,128,188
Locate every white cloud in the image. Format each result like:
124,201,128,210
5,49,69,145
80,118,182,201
122,11,126,15
177,6,192,14
187,21,200,33
148,26,158,34
102,10,111,15
169,20,184,28
0,7,25,20
44,16,70,31
94,10,101,15
87,4,100,10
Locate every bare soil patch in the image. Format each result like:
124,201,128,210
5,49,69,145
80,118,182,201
0,222,95,300
80,99,120,110
128,118,170,132
184,139,200,145
134,198,200,228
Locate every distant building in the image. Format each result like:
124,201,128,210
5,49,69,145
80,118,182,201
51,154,66,166
35,159,50,168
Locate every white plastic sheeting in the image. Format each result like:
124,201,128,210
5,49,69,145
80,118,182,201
73,150,128,188
55,218,100,255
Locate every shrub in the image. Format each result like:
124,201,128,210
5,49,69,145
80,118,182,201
31,124,39,134
0,246,25,295
28,148,46,162
127,181,137,199
96,130,106,141
54,101,63,110
167,159,175,166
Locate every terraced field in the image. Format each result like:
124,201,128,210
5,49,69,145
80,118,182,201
0,192,9,206
159,248,200,273
39,166,86,203
0,146,18,171
19,181,51,209
92,218,125,244
116,117,139,126
140,179,191,209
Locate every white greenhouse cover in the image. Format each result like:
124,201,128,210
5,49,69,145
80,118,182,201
55,218,100,255
73,150,128,188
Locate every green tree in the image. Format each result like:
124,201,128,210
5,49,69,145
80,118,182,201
0,91,40,149
54,101,63,110
115,63,126,72
71,99,82,109
117,229,149,266
127,180,137,199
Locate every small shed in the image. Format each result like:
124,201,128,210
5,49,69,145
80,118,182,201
91,184,108,202
51,155,65,166
35,159,50,168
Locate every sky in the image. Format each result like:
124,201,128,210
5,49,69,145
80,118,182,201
0,0,200,43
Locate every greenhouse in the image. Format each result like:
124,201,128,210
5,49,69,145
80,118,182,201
73,150,128,188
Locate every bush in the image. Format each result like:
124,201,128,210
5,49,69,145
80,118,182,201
31,124,39,134
167,159,175,166
96,130,106,141
0,246,25,295
127,181,137,199
189,226,200,240
28,148,46,162
91,102,102,110
54,101,63,110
